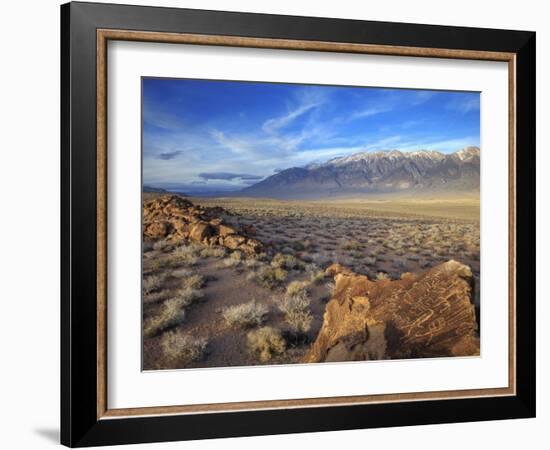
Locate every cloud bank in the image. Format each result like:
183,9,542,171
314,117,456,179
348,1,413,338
143,79,480,192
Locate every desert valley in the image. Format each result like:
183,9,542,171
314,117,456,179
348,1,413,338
142,147,481,370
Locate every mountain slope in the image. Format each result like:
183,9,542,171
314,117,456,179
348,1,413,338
241,147,480,199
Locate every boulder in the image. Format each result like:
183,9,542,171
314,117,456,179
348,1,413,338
142,195,263,255
304,260,479,363
325,263,354,277
189,221,214,242
223,234,247,249
144,221,170,239
218,224,236,236
239,238,263,255
170,219,191,234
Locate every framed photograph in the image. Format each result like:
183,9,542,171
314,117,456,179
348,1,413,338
61,1,536,447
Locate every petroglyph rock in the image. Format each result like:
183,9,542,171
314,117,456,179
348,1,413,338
304,260,479,362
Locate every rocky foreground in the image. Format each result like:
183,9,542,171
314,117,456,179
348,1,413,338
304,260,479,362
143,195,263,256
143,195,480,363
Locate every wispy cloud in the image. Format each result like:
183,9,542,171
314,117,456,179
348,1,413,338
364,135,404,150
347,90,435,122
157,151,181,160
258,145,366,170
142,79,480,190
209,130,257,156
446,96,480,113
410,136,480,152
401,119,424,129
410,90,437,105
349,106,391,121
372,135,480,153
199,172,264,181
262,102,319,134
143,105,185,131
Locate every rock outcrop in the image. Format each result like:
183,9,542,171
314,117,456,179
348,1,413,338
304,260,479,363
143,195,262,256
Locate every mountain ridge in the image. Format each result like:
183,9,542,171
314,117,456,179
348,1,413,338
241,146,480,199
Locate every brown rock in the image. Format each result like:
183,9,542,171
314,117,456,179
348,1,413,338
400,272,417,281
325,263,355,277
239,238,263,255
170,219,191,234
144,221,170,238
189,221,214,242
218,224,236,236
206,236,220,246
223,234,246,249
142,195,263,254
304,260,479,363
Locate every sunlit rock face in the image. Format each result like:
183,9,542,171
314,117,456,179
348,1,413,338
143,195,262,256
304,260,479,363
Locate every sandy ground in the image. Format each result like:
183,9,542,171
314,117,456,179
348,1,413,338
143,195,480,370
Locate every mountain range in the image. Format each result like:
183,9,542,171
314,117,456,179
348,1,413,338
240,147,480,199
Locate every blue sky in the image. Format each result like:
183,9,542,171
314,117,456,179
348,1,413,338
142,78,480,193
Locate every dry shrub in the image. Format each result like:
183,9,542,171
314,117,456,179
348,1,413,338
152,239,170,252
199,246,226,258
247,327,285,362
278,292,313,335
254,252,268,262
376,272,390,281
230,251,243,261
143,241,155,252
181,274,205,290
306,265,326,284
143,273,167,294
143,288,203,337
279,292,310,317
176,286,204,307
161,331,208,364
143,258,165,274
285,280,309,297
143,289,170,304
243,258,260,269
171,268,192,278
222,301,268,329
284,309,313,335
143,297,186,337
364,256,377,265
341,239,361,250
255,265,288,289
271,253,303,271
171,244,200,266
221,257,241,268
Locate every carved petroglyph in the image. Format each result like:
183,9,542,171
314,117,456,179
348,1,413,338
303,260,479,363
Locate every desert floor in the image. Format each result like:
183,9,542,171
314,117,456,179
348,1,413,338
142,195,480,370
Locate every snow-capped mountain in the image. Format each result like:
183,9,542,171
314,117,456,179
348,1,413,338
241,147,480,199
